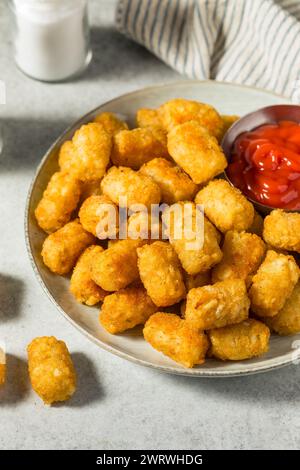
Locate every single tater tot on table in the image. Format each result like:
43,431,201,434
70,246,108,306
99,286,157,334
185,279,250,330
263,209,300,253
79,194,119,239
35,171,81,233
212,231,266,285
143,312,209,368
140,158,198,204
137,241,186,307
249,250,300,317
168,121,227,185
262,282,300,335
27,336,76,405
195,179,254,233
136,108,163,129
101,166,161,209
41,219,95,275
93,112,128,135
208,319,270,361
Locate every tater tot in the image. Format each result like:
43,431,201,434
249,250,300,317
27,336,76,405
143,312,209,368
248,210,264,237
263,282,300,335
127,211,162,242
219,114,240,141
212,231,266,285
140,158,198,204
79,195,119,238
70,246,108,305
163,202,223,275
35,171,81,233
94,112,128,135
136,108,163,128
111,127,169,169
263,209,300,253
0,346,5,386
91,239,142,291
101,166,161,209
209,319,270,361
195,179,254,233
185,279,250,330
167,121,227,185
137,241,186,307
41,219,95,275
100,286,157,334
184,271,211,291
158,98,224,139
59,123,111,181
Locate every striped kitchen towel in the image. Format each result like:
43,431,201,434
116,0,300,99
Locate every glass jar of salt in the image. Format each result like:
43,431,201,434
8,0,92,82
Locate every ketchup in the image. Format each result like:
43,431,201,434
227,121,300,210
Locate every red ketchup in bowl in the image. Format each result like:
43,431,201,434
227,121,300,210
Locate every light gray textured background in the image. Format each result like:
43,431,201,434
0,0,299,451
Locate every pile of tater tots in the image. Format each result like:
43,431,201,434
35,98,300,369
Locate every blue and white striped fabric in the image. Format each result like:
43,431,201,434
116,0,300,98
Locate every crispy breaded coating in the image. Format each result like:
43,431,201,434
70,246,108,305
136,108,163,128
219,114,240,141
79,179,102,204
59,123,111,181
249,250,300,317
248,210,264,237
263,209,300,253
94,112,128,135
167,121,227,185
143,312,209,368
27,336,76,405
140,158,198,204
158,98,224,139
111,127,169,169
195,179,254,233
184,271,211,291
209,319,270,361
101,166,161,209
164,202,223,275
99,286,157,334
185,279,250,330
212,231,266,285
0,346,5,386
41,219,95,275
137,241,186,307
263,282,300,335
35,171,81,233
79,195,119,238
91,239,142,291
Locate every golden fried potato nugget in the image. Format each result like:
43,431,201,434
263,209,300,253
144,312,209,368
79,194,119,238
212,231,266,285
59,123,111,181
91,239,142,291
136,108,163,128
101,166,161,209
35,171,81,233
219,114,240,141
94,112,128,135
185,279,250,330
164,202,223,275
184,271,211,291
209,319,270,361
41,219,95,275
140,158,198,204
195,179,254,233
263,282,300,335
100,286,157,334
158,98,223,139
249,250,300,317
0,346,5,386
137,241,186,307
70,246,108,306
248,210,264,237
27,336,76,405
111,127,169,169
167,121,227,185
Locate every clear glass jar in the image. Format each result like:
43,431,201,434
7,0,92,82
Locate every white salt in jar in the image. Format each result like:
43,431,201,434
8,0,92,82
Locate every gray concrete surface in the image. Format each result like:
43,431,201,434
0,0,299,451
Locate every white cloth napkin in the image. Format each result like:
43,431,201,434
116,0,300,99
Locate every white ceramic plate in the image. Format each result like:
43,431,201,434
25,80,300,377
